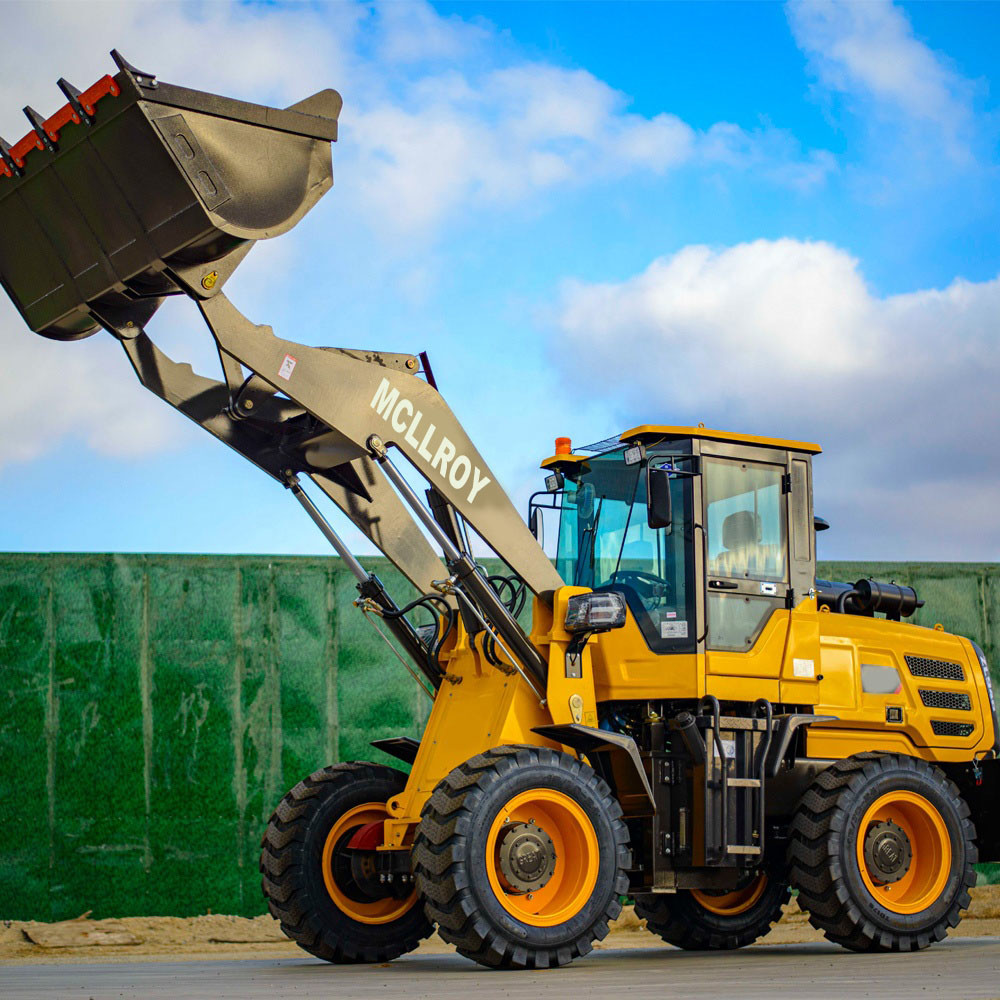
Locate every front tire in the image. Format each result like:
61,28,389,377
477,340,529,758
635,873,790,949
260,762,433,963
413,745,631,969
788,752,977,952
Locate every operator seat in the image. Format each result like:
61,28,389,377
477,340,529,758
712,510,783,580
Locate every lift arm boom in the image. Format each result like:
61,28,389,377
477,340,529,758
0,52,563,693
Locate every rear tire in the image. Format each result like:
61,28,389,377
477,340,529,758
635,874,790,950
413,745,631,969
260,762,433,963
788,752,977,952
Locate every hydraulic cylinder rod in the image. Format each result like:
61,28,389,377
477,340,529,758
288,475,442,688
288,477,368,583
369,438,548,689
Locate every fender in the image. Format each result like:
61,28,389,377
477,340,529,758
533,723,656,817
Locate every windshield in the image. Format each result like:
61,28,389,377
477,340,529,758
555,448,695,653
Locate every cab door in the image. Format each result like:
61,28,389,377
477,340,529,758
702,454,791,684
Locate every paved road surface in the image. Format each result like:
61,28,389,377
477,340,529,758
5,938,1000,1000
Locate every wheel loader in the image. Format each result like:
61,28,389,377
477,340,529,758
2,53,998,970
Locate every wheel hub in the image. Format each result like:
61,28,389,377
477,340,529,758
863,818,912,884
498,821,556,892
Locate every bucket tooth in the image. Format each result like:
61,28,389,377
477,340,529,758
0,137,22,178
22,106,57,153
57,78,94,126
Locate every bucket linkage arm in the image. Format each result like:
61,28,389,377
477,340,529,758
193,292,562,695
117,320,452,689
115,289,565,697
0,52,560,698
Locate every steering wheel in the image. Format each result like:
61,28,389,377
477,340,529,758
613,569,672,603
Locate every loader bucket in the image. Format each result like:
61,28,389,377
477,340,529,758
0,51,341,341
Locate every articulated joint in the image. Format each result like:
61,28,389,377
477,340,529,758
367,434,387,460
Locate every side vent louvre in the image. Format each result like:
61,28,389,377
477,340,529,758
906,655,964,681
931,720,975,738
919,689,972,711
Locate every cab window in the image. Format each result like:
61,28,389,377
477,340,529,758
705,459,787,583
555,448,695,653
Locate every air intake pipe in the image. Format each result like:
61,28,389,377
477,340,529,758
819,577,923,621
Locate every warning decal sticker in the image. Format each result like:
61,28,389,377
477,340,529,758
661,620,689,639
278,354,297,381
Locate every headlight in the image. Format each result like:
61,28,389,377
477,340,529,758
565,592,626,633
972,641,996,714
972,641,998,752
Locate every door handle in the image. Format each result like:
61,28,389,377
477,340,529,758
708,580,738,590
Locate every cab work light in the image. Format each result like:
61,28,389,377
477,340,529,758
565,592,626,634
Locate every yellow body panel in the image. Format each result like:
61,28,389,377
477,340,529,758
383,620,556,847
583,595,994,760
384,588,603,846
383,583,995,848
707,612,789,679
590,614,702,701
804,613,994,757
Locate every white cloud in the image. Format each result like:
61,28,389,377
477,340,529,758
552,238,1000,559
348,64,830,233
347,64,700,232
0,299,187,467
0,0,838,470
788,0,975,155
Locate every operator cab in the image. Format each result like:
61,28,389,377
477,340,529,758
536,426,822,656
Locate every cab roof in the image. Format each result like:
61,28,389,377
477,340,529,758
540,425,822,470
620,425,822,455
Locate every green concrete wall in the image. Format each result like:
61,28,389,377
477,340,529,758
0,554,997,920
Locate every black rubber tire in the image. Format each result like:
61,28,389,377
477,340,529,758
634,876,790,950
259,761,433,963
412,745,631,969
787,752,977,952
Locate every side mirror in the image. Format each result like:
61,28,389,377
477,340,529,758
647,467,673,531
529,506,544,547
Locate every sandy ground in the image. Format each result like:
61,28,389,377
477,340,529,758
3,885,1000,966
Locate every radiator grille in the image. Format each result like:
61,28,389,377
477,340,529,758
919,689,972,711
906,655,964,681
931,719,975,738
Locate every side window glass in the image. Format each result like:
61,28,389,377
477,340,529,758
705,459,787,582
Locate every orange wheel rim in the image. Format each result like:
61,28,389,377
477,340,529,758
856,790,951,915
691,874,768,916
320,802,417,925
485,789,599,928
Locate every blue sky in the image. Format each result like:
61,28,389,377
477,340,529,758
1,0,999,562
